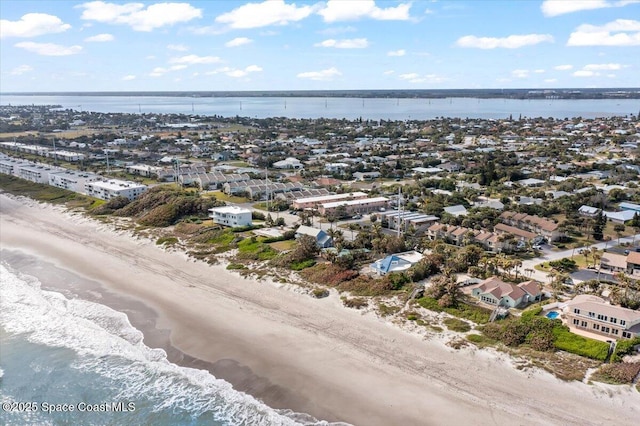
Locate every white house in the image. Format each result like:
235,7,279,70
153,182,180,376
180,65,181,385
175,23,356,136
370,251,423,275
209,206,252,228
273,157,304,169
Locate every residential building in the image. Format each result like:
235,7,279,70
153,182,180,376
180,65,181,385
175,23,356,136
292,192,367,210
49,170,100,193
85,179,148,201
295,225,333,248
273,157,303,169
499,211,563,241
443,204,468,217
600,253,627,273
353,171,381,181
370,251,423,275
18,164,64,184
318,197,389,217
564,295,640,339
471,276,542,308
208,206,252,228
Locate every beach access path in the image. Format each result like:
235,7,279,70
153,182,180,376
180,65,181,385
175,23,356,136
1,193,638,426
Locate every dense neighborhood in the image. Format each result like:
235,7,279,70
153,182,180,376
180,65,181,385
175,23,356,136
2,104,640,384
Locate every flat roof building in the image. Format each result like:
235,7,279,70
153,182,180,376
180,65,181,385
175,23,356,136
85,179,147,201
209,206,252,228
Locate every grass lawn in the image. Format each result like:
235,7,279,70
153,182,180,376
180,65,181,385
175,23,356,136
208,190,249,204
269,240,296,251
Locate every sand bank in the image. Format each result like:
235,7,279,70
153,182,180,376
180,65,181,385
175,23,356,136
1,193,638,426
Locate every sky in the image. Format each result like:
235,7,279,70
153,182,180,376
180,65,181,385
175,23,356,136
1,0,639,92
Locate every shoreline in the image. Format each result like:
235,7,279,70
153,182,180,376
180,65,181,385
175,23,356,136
1,193,638,426
0,248,316,421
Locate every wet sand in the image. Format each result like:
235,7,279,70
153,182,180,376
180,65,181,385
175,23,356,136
1,193,638,426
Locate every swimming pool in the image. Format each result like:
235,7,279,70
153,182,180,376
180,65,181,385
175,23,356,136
546,311,560,319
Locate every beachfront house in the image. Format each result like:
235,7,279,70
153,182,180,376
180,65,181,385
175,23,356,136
564,295,640,339
471,276,542,308
370,251,423,275
209,206,252,228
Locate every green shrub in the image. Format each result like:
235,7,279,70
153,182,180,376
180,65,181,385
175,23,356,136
521,306,543,322
290,259,316,271
156,236,178,246
342,297,368,309
226,263,247,270
312,288,329,298
611,337,640,362
444,318,472,333
552,325,609,360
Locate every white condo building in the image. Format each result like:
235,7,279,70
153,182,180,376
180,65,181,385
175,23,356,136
209,206,252,228
85,179,147,201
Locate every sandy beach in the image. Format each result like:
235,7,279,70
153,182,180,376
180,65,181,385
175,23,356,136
1,193,638,426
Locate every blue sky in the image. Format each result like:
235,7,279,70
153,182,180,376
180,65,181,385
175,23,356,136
1,0,639,91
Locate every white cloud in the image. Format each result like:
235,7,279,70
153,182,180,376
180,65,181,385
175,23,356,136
15,42,82,56
122,74,136,80
554,64,573,70
541,0,640,17
512,69,530,78
387,49,406,57
318,0,411,22
226,65,263,78
399,73,447,84
573,70,596,77
584,63,622,70
297,67,341,81
541,0,610,17
215,0,314,29
534,69,545,73
149,64,188,77
544,78,558,83
84,33,114,42
318,26,356,35
10,65,33,75
1,13,71,38
167,44,189,51
225,37,253,47
567,19,640,46
77,1,202,31
169,55,222,65
456,34,554,49
399,73,420,80
383,70,395,75
315,38,368,48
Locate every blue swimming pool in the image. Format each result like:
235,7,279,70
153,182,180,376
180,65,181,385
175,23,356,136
546,311,560,319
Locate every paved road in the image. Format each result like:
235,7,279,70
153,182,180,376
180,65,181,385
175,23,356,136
521,233,640,283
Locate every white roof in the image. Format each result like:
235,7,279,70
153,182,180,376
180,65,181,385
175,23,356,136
90,180,147,191
209,206,252,214
322,197,388,209
294,192,367,204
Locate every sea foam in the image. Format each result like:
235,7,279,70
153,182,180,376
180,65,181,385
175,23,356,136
0,264,336,425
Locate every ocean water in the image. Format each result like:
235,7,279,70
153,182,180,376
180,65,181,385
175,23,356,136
0,264,326,426
0,94,638,120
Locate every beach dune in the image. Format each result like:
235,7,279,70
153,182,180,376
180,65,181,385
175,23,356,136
1,193,638,426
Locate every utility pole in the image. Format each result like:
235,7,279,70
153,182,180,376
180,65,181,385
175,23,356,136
52,138,57,165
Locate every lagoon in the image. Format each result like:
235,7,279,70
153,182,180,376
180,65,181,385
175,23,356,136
1,94,638,120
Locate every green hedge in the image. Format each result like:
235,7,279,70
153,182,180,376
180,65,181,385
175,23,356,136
552,325,609,360
611,337,640,363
